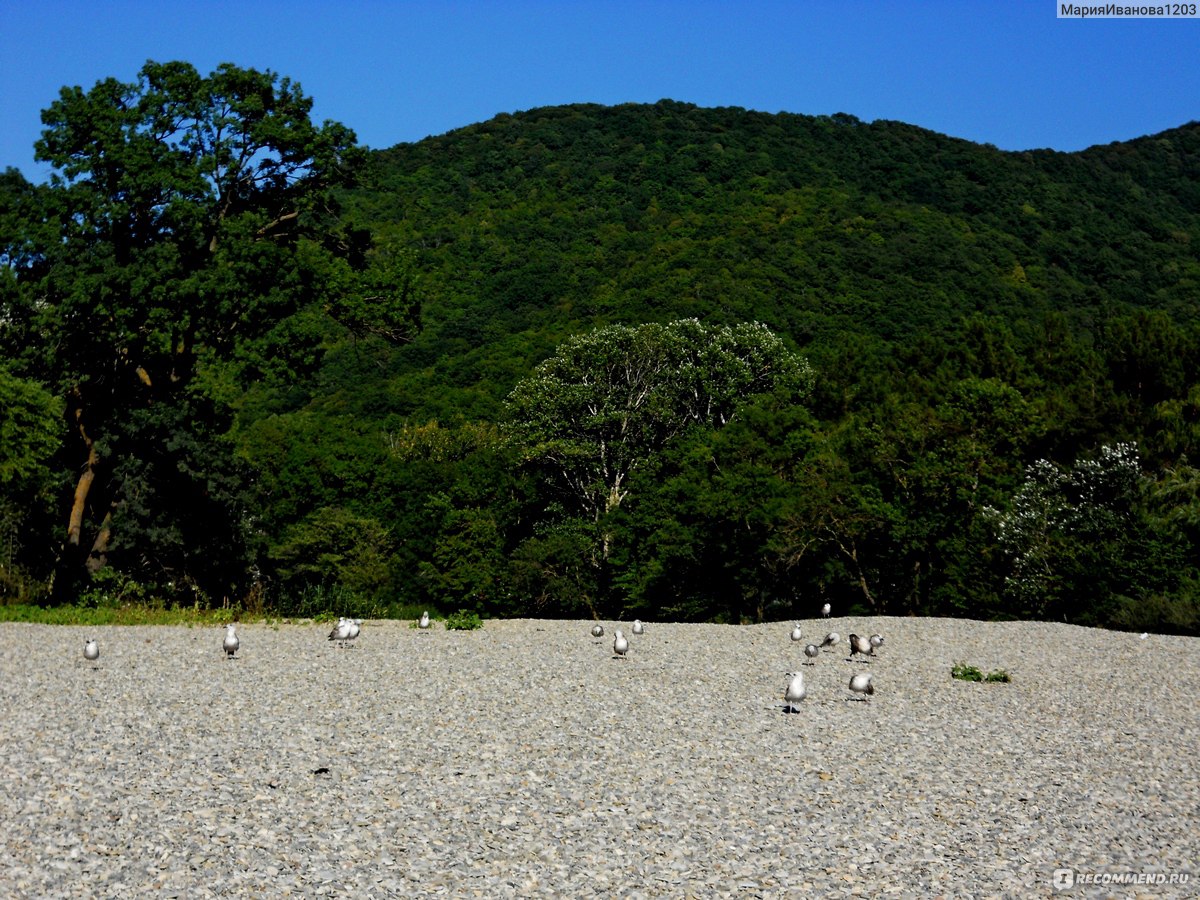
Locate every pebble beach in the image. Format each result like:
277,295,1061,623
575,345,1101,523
1,617,1196,898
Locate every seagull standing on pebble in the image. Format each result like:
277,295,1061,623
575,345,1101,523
790,623,803,643
820,632,840,651
223,624,240,659
328,617,351,647
848,633,874,660
784,671,807,712
418,611,431,632
84,638,99,667
869,634,884,653
849,672,874,701
632,620,645,635
346,619,362,647
591,623,605,639
804,643,819,665
613,629,629,659
821,603,831,618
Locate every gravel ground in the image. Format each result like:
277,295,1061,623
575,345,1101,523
0,616,1196,899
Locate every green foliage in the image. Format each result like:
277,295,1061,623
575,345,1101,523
0,60,417,602
76,568,156,610
7,95,1200,632
984,443,1160,623
0,368,62,584
506,319,812,520
274,582,380,621
0,602,245,626
951,662,1011,683
269,506,393,599
0,368,62,487
444,609,484,630
950,662,1008,681
951,662,985,682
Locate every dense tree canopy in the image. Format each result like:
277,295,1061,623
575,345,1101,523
0,61,415,600
505,319,812,520
3,91,1199,633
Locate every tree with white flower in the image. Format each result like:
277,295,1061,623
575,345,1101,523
985,442,1142,620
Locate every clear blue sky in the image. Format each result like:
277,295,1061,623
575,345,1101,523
2,0,1197,181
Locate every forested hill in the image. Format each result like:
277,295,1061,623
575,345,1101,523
327,101,1200,428
353,100,1199,348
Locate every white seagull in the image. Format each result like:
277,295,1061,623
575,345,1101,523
869,633,884,652
418,611,431,631
84,638,99,666
849,672,874,701
591,623,605,639
821,602,831,618
632,619,645,635
789,623,803,643
784,671,807,712
346,619,362,646
223,624,240,659
613,629,629,659
328,617,351,647
820,631,840,651
804,643,819,665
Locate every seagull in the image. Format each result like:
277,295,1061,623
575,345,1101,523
632,620,645,635
804,643,819,665
821,603,831,618
346,619,362,647
83,638,99,666
849,672,874,701
223,624,240,659
820,631,840,651
869,634,884,653
848,633,874,659
418,611,431,631
784,671,807,712
613,629,629,659
591,623,605,639
327,617,351,647
1139,632,1149,640
789,623,803,643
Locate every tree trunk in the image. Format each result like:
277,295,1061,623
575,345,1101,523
86,508,114,574
839,539,877,612
67,440,98,547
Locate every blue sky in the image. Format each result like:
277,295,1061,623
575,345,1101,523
2,0,1197,181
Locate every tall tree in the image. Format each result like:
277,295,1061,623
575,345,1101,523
0,61,414,599
505,319,811,611
505,319,813,525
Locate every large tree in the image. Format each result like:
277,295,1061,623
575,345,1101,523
0,61,414,600
505,319,813,523
505,319,812,612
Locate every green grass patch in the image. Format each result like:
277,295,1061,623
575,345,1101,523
0,603,246,627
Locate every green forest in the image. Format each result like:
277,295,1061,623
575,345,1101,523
3,63,1199,633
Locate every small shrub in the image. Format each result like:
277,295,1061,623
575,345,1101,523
952,661,1011,683
77,569,151,609
444,609,483,631
951,661,984,682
